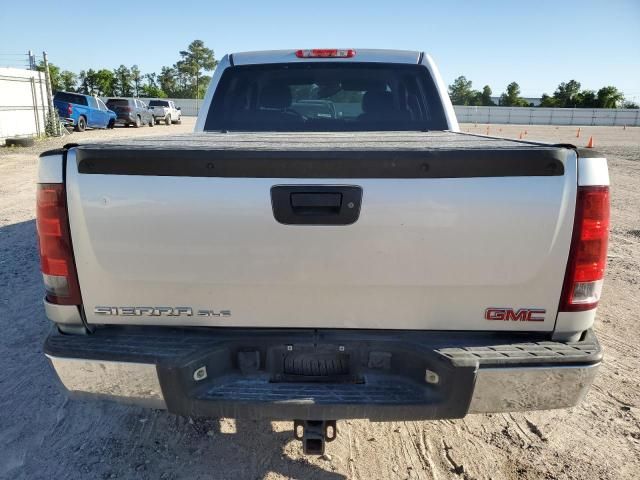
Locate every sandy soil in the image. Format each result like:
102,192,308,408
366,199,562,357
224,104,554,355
0,121,638,480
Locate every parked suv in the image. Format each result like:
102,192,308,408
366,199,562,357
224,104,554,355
105,98,154,127
148,99,182,125
53,91,116,132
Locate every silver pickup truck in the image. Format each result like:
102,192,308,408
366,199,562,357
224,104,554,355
38,49,609,455
148,99,182,125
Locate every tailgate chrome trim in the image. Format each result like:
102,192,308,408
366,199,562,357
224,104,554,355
468,363,600,413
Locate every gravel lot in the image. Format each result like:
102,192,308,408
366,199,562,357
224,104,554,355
1,121,638,480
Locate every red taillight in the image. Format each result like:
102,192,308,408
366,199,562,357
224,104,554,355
67,103,73,116
36,184,82,305
559,186,609,312
295,49,356,58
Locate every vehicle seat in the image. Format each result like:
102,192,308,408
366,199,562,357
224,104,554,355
255,84,303,125
358,91,410,123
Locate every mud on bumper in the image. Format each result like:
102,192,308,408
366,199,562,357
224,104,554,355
44,327,601,421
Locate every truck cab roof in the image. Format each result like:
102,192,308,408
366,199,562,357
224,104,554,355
230,49,423,65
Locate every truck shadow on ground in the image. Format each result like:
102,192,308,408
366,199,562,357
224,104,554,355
98,412,350,480
0,219,345,480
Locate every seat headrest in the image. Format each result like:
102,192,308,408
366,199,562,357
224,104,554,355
260,84,292,109
362,91,394,113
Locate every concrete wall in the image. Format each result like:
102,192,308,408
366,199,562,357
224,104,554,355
100,96,640,127
490,97,542,106
160,98,201,117
101,97,204,117
0,67,48,142
168,100,640,126
454,106,640,126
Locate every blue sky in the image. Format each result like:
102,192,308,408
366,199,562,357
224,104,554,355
1,0,639,100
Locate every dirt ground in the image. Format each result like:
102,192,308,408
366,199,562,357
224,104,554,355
0,120,638,480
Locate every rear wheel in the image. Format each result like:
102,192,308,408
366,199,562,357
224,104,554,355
5,137,35,147
176,116,182,125
165,115,171,125
75,116,86,132
134,115,141,128
148,116,154,127
107,119,115,129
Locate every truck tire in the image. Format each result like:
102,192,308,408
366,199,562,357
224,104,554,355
165,115,171,126
107,119,115,129
176,116,182,125
134,116,141,128
75,116,86,132
5,137,35,147
148,116,154,127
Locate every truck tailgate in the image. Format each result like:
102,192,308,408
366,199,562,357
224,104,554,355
66,132,576,331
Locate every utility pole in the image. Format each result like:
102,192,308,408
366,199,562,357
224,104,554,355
195,51,199,115
42,51,59,135
42,51,54,111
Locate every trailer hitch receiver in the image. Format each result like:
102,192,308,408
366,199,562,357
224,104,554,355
294,420,337,455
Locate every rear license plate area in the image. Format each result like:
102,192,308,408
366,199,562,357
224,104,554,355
271,351,363,383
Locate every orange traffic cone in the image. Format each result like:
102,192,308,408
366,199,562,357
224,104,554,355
576,128,581,138
586,136,595,148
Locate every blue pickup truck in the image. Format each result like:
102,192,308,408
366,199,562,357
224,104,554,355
53,91,117,132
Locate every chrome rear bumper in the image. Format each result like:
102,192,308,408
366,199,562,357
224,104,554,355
45,327,602,419
46,355,599,415
47,355,166,409
468,364,599,413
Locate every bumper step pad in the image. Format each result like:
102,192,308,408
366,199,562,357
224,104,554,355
201,375,428,405
436,334,600,367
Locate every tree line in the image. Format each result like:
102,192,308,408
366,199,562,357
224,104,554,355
39,40,217,99
38,43,638,109
449,76,638,108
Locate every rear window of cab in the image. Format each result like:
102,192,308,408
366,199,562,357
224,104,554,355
106,99,130,107
204,62,447,132
54,92,88,106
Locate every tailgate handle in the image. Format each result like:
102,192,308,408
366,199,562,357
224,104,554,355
290,193,342,213
271,186,362,225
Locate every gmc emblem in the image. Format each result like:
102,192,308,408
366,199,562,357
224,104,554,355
485,308,546,322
